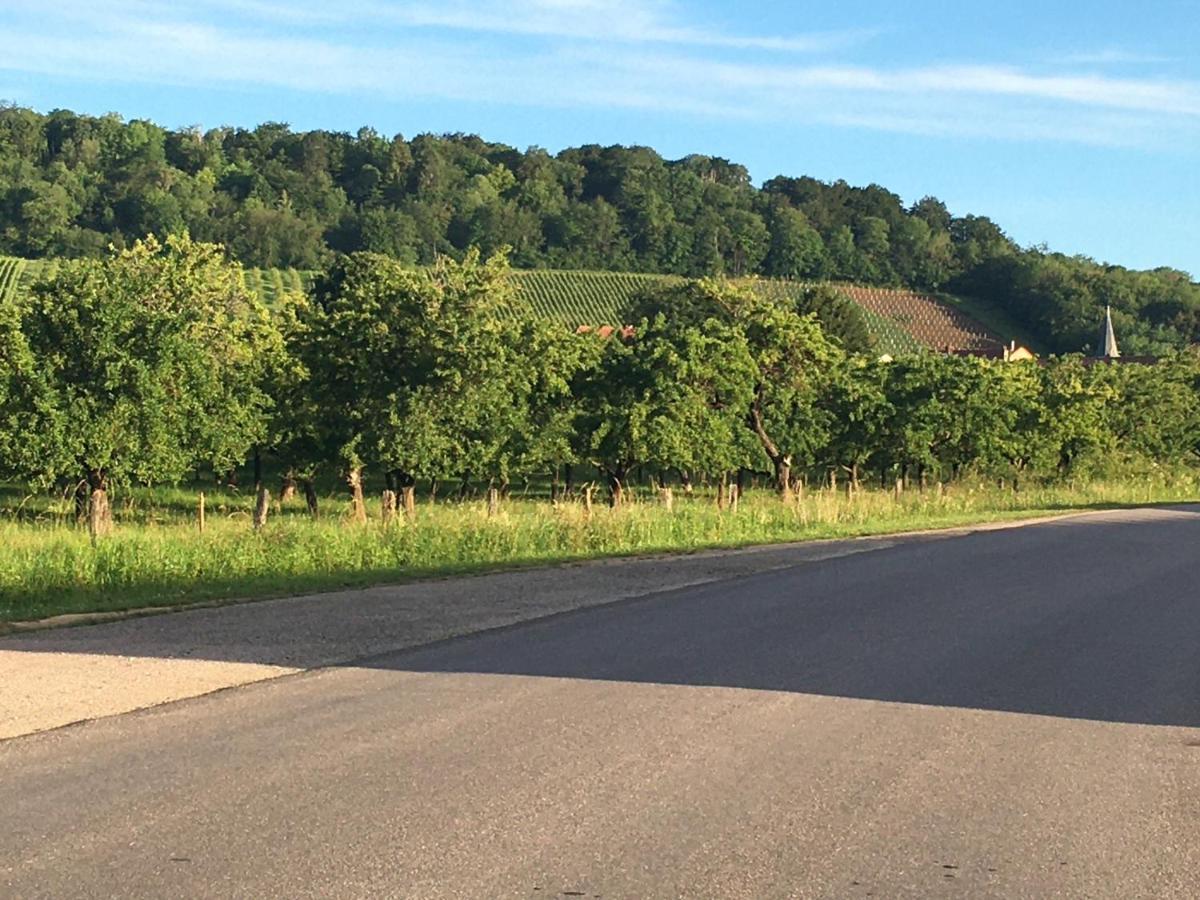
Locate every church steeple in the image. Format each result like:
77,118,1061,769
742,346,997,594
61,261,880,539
1099,306,1120,358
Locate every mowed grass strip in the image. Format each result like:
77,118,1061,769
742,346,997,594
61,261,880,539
2,476,1196,623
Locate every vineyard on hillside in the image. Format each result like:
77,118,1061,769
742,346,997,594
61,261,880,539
0,255,999,356
0,256,24,303
0,256,315,308
512,270,929,355
510,270,683,326
838,285,1004,354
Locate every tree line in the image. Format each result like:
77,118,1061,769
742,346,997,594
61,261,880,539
2,105,1198,356
2,236,1198,534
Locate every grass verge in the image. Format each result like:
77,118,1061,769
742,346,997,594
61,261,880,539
2,476,1196,623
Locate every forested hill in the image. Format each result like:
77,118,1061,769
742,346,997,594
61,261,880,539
1,104,1197,356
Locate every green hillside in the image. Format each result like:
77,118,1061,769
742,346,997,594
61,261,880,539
3,256,986,356
510,270,923,355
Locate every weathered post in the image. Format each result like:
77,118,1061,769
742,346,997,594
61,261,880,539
198,491,206,534
86,470,113,543
659,486,674,512
87,488,111,544
381,489,397,524
487,486,500,518
253,485,270,530
347,468,367,524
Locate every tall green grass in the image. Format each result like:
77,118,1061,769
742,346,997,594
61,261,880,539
2,475,1196,623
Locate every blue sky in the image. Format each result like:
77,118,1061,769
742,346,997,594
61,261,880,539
2,1,1197,275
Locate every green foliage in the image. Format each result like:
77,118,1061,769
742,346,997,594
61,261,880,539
514,269,878,352
5,104,1197,355
301,249,534,483
749,281,873,353
575,310,756,494
627,278,842,490
0,254,994,356
1,235,280,488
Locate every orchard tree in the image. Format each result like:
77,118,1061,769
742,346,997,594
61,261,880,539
630,278,841,496
0,289,38,480
1095,355,1200,464
261,289,324,516
508,320,600,499
8,234,280,532
302,248,533,518
1040,357,1119,474
990,360,1055,484
821,357,891,487
575,312,755,506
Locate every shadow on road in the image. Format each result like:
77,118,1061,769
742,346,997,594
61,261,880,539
5,506,1200,729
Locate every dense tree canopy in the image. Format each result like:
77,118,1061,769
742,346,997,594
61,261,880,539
2,238,1200,523
0,235,280,527
4,105,1198,355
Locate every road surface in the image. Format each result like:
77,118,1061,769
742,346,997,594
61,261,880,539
3,507,1200,898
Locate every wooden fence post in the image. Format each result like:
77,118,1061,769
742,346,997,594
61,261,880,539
253,486,270,530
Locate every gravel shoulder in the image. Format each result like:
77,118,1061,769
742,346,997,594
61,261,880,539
0,512,1101,741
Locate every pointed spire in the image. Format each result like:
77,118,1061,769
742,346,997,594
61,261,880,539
1100,306,1120,358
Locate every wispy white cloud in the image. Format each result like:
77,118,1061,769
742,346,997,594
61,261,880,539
369,0,872,52
1056,48,1177,66
0,0,1195,149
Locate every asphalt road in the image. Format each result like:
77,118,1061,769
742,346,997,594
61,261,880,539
3,507,1200,899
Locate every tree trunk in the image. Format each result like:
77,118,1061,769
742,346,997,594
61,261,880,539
347,467,367,523
659,486,674,512
253,448,263,493
381,490,397,523
86,469,112,542
253,485,270,530
736,468,747,501
301,478,319,519
198,491,206,534
584,484,594,517
774,456,792,500
487,486,500,518
402,486,415,517
730,478,740,513
716,472,728,511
